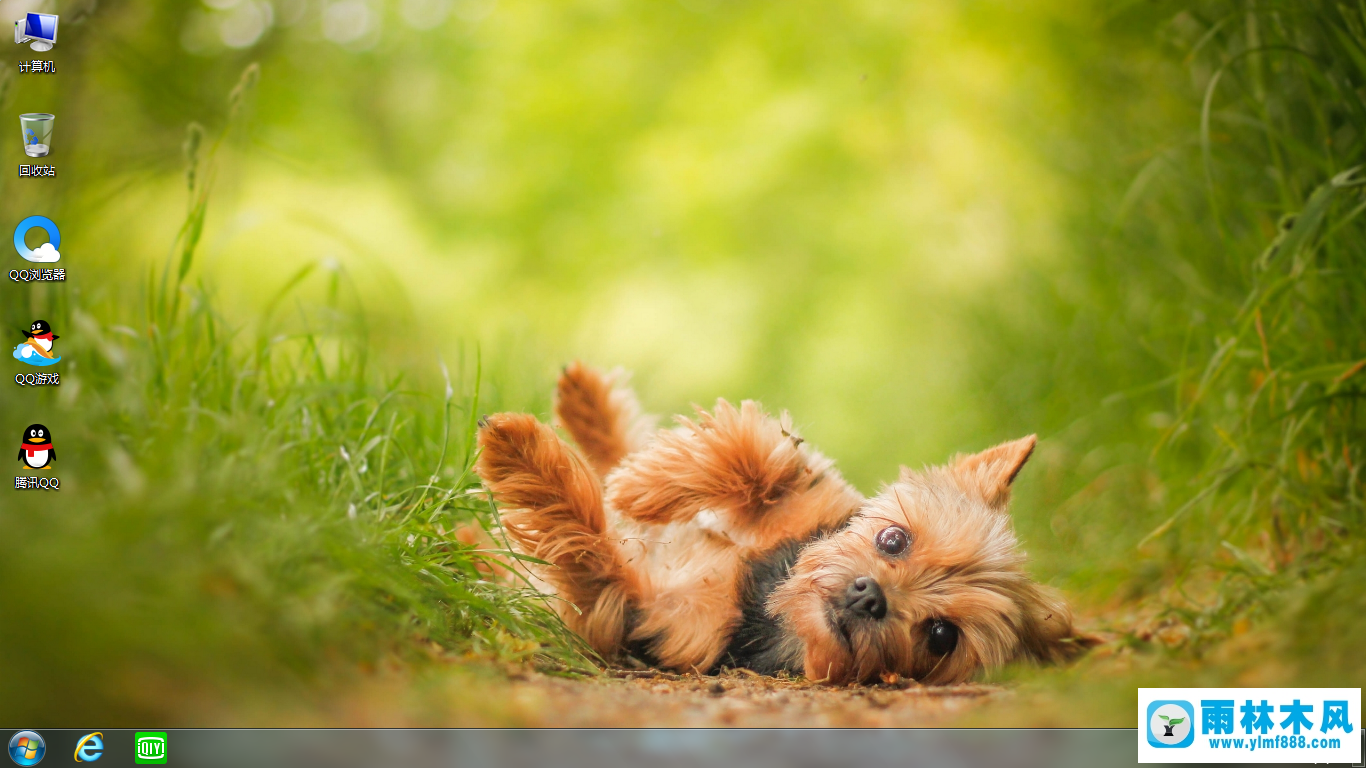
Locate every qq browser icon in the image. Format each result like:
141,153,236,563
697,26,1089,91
133,733,166,764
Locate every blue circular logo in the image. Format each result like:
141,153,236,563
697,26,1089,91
13,216,61,263
8,731,45,765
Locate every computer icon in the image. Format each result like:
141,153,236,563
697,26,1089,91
14,13,57,52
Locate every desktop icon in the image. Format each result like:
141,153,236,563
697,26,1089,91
17,424,54,470
6,731,45,766
13,216,59,262
133,733,166,765
19,113,54,158
14,320,60,366
73,733,103,763
13,13,56,52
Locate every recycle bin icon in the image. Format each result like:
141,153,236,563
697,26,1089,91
20,113,54,157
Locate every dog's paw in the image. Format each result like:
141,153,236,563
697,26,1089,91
475,412,547,482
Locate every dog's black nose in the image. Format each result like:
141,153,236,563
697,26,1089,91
844,576,887,620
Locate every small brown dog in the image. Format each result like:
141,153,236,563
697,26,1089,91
476,363,1090,684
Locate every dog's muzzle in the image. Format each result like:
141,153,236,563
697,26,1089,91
843,576,887,620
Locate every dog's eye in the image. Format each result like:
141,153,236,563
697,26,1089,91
875,525,910,556
926,619,959,656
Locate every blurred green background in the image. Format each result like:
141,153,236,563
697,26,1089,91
1,0,1362,724
74,0,1096,479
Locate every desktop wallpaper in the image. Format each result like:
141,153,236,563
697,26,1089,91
0,0,1362,726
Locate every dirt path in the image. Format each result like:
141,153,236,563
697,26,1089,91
209,660,1016,728
494,668,1006,727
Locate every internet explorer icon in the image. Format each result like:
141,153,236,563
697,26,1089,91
74,732,104,762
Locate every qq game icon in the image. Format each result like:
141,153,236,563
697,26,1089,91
14,320,60,366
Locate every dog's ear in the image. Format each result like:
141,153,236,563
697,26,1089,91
1011,581,1099,665
953,435,1036,510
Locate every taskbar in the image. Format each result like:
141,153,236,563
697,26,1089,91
5,727,1364,768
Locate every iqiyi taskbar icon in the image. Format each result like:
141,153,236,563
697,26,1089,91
134,733,166,764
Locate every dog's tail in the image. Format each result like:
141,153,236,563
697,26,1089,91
476,413,641,656
554,362,656,478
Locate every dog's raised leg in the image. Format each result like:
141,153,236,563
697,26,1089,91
607,399,861,544
554,362,655,479
476,413,643,655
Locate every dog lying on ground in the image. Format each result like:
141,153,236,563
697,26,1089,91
475,363,1092,684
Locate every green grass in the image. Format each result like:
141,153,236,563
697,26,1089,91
0,67,592,725
971,0,1366,684
1106,0,1365,652
1,0,1362,727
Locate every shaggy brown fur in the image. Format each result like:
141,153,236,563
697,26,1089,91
554,362,655,477
476,412,643,652
475,364,1093,684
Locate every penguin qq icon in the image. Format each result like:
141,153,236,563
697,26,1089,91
18,423,54,470
14,319,61,366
